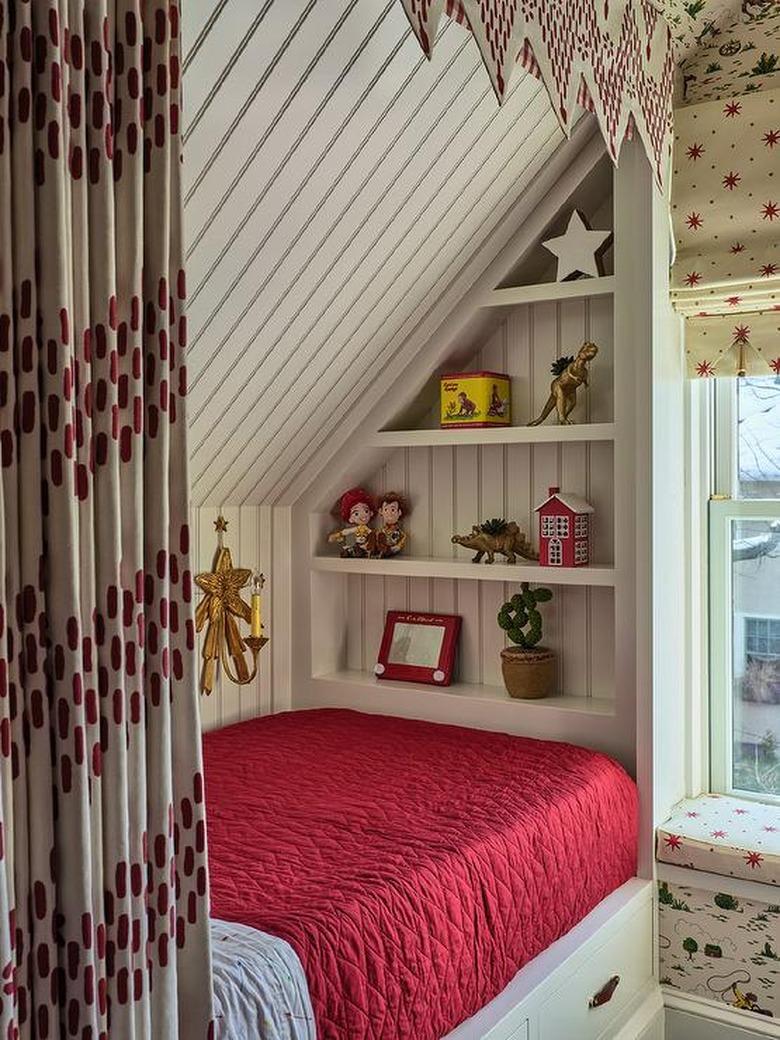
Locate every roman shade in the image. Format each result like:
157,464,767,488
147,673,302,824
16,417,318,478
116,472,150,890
670,7,780,377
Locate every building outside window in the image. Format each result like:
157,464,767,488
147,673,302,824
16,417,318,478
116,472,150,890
744,616,780,664
710,377,780,799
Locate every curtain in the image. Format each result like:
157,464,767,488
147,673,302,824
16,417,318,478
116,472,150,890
0,3,213,1038
670,6,780,377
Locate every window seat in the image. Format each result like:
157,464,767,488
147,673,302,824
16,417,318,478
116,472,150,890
657,794,780,887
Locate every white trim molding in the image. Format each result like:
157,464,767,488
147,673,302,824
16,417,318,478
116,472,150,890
665,989,780,1040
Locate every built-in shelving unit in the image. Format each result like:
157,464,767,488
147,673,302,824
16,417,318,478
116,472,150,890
291,139,664,780
304,156,619,726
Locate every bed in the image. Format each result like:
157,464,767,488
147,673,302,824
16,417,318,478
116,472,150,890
204,708,638,1040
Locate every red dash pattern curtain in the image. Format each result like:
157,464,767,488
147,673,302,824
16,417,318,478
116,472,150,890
0,3,212,1038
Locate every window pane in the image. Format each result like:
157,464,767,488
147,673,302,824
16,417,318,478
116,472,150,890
731,519,780,796
737,378,780,499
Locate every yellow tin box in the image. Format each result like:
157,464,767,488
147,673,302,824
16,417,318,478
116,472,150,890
440,371,511,428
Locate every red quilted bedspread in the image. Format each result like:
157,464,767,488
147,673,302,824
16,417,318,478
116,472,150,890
203,709,637,1040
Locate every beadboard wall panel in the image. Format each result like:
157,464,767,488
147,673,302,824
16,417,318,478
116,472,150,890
182,0,567,506
191,505,273,731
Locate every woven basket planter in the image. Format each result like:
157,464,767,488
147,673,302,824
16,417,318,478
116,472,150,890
500,646,557,699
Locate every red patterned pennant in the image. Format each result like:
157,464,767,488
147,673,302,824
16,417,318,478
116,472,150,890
399,0,675,185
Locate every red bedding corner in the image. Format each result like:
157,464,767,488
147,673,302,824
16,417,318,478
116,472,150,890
204,709,637,1040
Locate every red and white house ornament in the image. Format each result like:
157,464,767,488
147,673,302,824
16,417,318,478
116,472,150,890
536,487,594,568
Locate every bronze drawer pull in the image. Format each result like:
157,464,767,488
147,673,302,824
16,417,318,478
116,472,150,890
589,975,620,1009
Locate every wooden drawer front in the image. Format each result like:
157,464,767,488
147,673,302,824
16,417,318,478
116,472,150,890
538,902,653,1040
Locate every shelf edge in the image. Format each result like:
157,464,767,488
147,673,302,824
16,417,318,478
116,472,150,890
310,555,618,587
371,422,616,448
310,671,616,716
477,275,615,309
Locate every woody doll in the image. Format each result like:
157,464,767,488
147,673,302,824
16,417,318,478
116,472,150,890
372,492,409,558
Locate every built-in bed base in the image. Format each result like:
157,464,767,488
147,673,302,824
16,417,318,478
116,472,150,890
445,878,662,1040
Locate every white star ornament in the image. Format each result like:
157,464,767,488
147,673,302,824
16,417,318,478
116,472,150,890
542,210,612,281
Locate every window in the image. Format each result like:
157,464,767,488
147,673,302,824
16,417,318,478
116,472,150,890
710,378,780,799
574,541,588,564
542,516,569,538
745,616,780,662
575,516,589,539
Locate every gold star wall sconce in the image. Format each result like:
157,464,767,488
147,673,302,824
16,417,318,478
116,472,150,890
194,515,268,696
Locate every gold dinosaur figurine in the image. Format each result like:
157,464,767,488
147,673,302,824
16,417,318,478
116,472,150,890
528,341,598,426
451,519,538,564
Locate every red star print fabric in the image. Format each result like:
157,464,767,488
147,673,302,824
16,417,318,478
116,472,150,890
671,85,780,377
0,4,213,1038
657,794,780,883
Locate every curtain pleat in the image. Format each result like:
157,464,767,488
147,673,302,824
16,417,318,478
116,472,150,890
0,3,213,1037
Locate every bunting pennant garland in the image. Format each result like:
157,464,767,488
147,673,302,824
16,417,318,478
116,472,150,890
398,0,676,185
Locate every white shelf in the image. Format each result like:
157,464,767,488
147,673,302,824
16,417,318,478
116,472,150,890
478,275,615,309
371,422,615,449
311,555,617,586
313,669,615,716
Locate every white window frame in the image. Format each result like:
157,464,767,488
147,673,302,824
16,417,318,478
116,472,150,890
708,379,780,800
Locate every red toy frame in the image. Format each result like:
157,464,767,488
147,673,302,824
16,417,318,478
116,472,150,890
375,611,461,686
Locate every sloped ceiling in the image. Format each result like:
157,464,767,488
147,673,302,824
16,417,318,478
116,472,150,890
182,0,568,506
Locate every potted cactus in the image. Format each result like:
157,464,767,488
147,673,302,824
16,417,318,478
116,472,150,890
497,582,556,699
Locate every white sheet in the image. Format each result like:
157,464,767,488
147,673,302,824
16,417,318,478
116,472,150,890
211,919,316,1040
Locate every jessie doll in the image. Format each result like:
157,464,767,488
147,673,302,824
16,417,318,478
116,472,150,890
372,492,409,558
328,487,376,558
